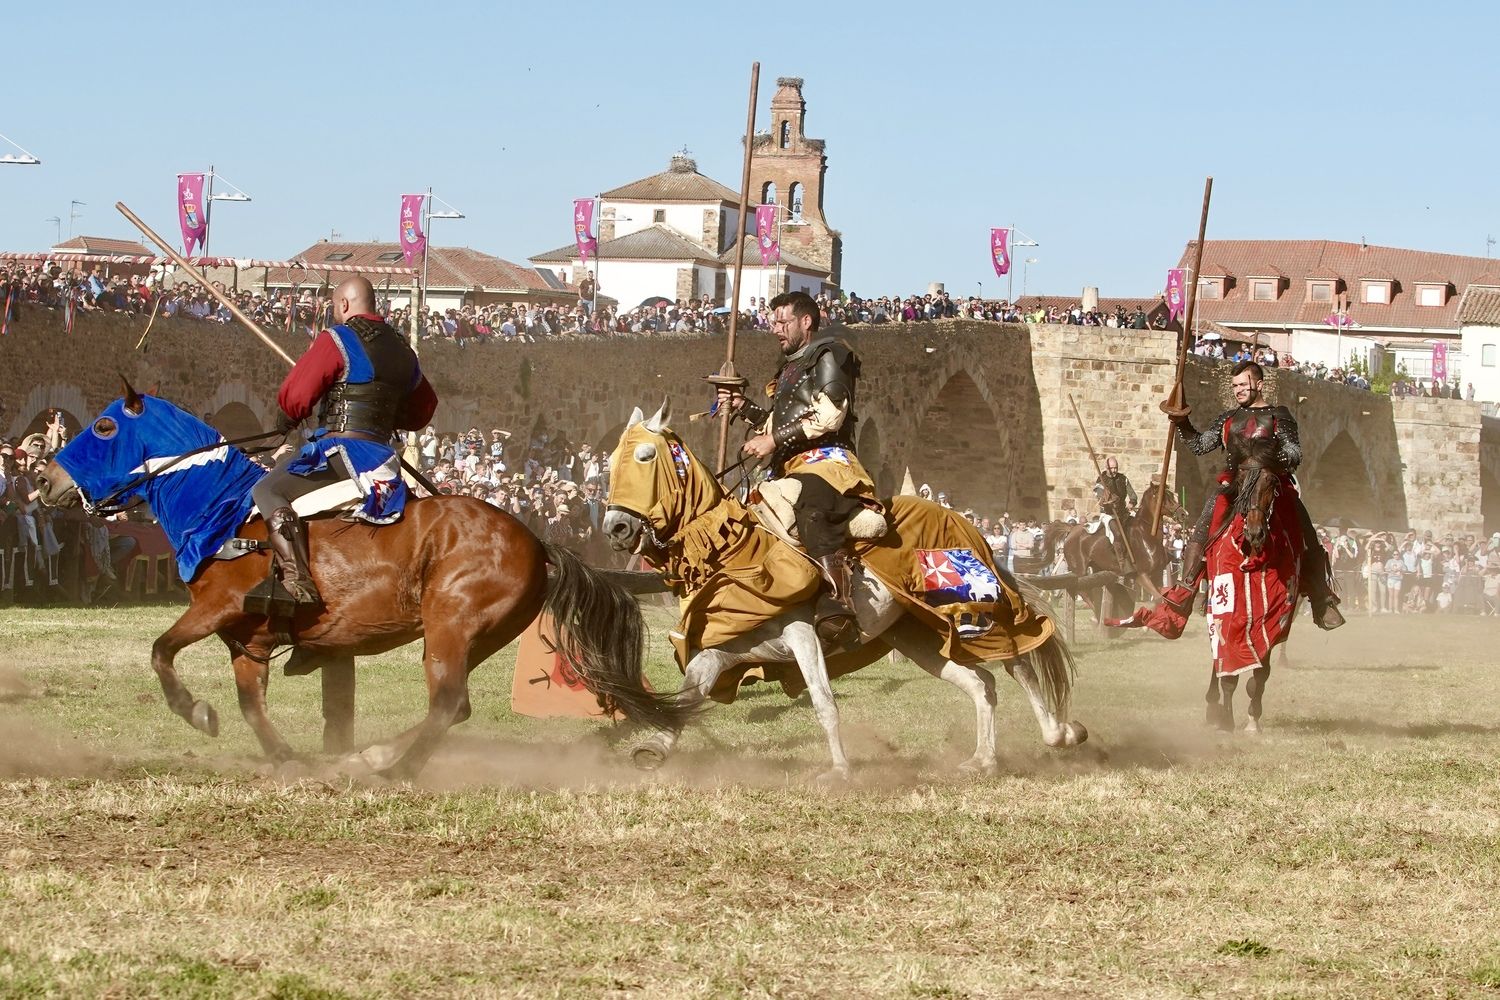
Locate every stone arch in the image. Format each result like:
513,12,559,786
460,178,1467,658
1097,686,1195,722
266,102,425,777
6,383,90,441
206,401,262,440
1482,465,1500,536
199,382,273,435
761,181,777,207
779,120,790,148
789,182,804,223
903,369,1013,515
1303,429,1380,527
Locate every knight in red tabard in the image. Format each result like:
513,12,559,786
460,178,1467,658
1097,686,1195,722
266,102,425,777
1112,360,1342,730
252,277,437,605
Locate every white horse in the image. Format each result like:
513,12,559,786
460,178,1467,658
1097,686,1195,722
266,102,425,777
602,400,1088,782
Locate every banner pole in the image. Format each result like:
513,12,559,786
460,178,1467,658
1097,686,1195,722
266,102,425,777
1151,176,1213,536
712,61,760,473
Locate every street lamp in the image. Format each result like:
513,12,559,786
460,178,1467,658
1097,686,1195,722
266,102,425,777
1022,258,1039,300
0,131,40,165
419,188,464,327
203,165,252,257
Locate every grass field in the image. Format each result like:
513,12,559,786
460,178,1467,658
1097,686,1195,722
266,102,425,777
1,602,1498,998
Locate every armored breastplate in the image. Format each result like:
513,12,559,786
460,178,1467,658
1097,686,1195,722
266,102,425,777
769,338,858,469
318,318,417,438
1222,408,1281,471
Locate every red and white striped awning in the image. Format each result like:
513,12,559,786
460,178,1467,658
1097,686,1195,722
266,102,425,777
0,252,416,276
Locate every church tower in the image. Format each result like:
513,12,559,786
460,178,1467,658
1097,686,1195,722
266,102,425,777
749,77,842,290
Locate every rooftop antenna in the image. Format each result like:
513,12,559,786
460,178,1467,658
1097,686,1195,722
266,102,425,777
1488,234,1496,258
69,200,86,237
45,216,60,244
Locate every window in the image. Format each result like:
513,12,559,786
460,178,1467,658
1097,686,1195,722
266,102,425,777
653,209,666,223
1417,285,1444,306
789,182,804,222
1363,281,1388,304
1483,344,1497,367
1309,281,1333,303
779,120,790,149
761,181,777,206
323,251,353,262
1198,278,1221,300
1251,279,1277,301
375,251,403,262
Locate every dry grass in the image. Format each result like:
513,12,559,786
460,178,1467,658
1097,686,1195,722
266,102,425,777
1,604,1498,998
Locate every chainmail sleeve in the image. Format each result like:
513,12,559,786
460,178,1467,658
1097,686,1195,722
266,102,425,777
1174,409,1230,456
1274,406,1302,471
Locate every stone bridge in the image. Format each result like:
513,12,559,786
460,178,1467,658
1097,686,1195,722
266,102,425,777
2,307,1492,538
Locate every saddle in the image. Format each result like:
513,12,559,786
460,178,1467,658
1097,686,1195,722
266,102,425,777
747,477,888,548
1084,513,1117,544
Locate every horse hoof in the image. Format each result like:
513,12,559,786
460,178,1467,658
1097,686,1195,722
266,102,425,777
630,738,669,771
958,756,999,777
813,767,852,787
359,744,399,773
1243,718,1262,736
190,700,219,737
1065,721,1089,746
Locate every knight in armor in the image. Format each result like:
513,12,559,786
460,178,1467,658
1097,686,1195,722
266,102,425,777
718,291,886,649
1093,456,1138,573
1161,360,1343,630
251,277,438,605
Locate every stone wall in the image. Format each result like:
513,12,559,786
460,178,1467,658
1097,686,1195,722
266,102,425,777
2,305,1492,536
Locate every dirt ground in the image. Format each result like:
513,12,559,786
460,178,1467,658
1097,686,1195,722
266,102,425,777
1,605,1498,998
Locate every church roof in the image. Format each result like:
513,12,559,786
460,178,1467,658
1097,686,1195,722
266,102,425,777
601,154,740,204
531,225,721,264
717,238,829,275
267,241,574,297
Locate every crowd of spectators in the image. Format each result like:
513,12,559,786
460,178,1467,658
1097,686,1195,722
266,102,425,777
1190,336,1477,400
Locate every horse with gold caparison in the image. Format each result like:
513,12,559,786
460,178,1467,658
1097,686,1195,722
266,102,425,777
602,399,1088,782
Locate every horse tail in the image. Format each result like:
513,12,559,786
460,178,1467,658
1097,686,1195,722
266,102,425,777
540,543,693,731
1010,573,1077,720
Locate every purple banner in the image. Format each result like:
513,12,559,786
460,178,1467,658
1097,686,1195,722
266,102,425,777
1166,268,1186,322
573,198,597,262
1433,341,1449,383
399,193,427,266
756,204,780,265
990,228,1010,277
177,173,208,256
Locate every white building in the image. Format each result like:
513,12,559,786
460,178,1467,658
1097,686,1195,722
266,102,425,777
1458,288,1500,404
529,153,830,311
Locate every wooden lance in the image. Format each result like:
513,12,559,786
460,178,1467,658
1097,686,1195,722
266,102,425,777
710,61,760,473
115,201,296,367
1151,176,1213,535
1067,393,1103,479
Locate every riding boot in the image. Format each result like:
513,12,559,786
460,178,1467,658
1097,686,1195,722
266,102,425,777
266,507,322,606
812,550,860,651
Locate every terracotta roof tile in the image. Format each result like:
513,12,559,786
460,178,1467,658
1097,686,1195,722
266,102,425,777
531,225,720,264
51,235,152,256
1458,288,1500,326
717,238,829,275
265,241,575,298
1176,239,1498,332
601,155,740,204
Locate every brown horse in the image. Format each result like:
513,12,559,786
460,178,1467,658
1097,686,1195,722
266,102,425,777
1041,485,1184,627
36,386,688,778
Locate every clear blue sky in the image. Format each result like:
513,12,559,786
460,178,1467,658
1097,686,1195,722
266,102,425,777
3,1,1496,300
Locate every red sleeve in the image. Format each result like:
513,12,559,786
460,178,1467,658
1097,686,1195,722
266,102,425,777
276,330,345,421
397,370,438,431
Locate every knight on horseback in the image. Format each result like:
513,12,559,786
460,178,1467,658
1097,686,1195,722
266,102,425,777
1161,360,1343,631
1093,456,1138,574
251,276,437,605
717,291,886,649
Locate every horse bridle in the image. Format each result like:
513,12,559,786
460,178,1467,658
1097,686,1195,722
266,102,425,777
75,429,285,516
605,502,671,554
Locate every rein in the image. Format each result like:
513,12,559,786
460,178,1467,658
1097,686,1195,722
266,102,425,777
80,428,285,516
